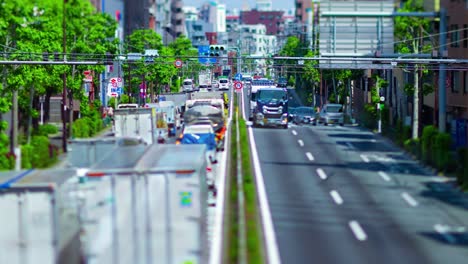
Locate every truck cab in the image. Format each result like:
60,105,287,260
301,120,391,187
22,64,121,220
252,88,289,129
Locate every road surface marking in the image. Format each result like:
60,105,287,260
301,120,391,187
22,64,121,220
349,221,367,241
360,154,370,163
370,139,377,143
316,168,328,180
292,130,297,136
434,224,457,244
330,190,344,205
306,152,314,161
378,171,391,182
298,139,304,147
401,192,419,207
346,142,356,150
248,127,281,264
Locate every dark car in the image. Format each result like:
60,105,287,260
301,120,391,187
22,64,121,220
291,106,317,125
277,77,287,88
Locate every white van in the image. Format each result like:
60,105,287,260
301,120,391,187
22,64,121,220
183,79,194,93
218,78,229,90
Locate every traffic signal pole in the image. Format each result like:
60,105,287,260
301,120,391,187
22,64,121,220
62,0,67,153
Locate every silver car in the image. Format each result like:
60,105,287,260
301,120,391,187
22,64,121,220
318,104,344,126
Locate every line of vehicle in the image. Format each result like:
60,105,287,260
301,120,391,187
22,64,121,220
330,190,344,205
248,127,281,264
349,221,368,241
401,192,419,207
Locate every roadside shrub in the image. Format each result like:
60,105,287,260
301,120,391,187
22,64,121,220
456,147,468,189
421,125,438,165
21,144,33,169
362,104,377,129
30,135,52,168
432,132,452,172
404,138,420,158
36,124,59,136
72,118,90,138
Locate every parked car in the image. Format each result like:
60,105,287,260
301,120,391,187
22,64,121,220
318,103,344,126
291,106,317,125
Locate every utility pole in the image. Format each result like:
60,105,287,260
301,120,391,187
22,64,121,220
61,0,68,152
438,8,447,133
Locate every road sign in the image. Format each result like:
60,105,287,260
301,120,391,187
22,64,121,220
234,81,243,91
198,45,217,64
174,59,183,68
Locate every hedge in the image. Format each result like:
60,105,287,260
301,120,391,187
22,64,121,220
421,125,438,165
21,135,58,169
456,148,468,189
432,132,453,172
404,138,420,158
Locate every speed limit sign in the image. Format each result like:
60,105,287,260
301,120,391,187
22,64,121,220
174,59,183,68
234,81,243,90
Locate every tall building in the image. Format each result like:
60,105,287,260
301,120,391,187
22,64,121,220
240,9,285,35
124,0,149,37
295,0,311,24
217,4,226,33
155,0,172,43
442,0,468,146
171,0,185,37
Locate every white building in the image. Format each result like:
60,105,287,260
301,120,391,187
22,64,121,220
238,24,277,74
256,0,273,11
216,4,226,33
183,6,198,21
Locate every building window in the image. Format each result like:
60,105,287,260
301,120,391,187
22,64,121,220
452,71,461,93
464,71,468,94
450,24,460,47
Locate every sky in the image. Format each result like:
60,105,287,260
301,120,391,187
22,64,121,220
185,0,294,11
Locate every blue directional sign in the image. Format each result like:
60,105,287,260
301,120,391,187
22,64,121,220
198,45,217,64
234,73,243,81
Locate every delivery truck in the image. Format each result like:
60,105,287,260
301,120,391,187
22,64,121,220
113,107,157,145
0,169,82,264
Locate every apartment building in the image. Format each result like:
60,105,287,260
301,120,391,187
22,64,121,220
240,9,285,35
443,0,468,146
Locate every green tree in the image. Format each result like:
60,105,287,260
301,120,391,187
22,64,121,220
395,0,432,139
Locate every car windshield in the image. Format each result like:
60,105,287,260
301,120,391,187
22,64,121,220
219,80,228,83
183,81,192,85
257,90,287,101
326,105,342,113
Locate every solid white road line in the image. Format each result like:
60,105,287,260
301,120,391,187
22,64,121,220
401,192,419,207
378,171,391,182
248,127,281,264
316,168,328,180
306,152,314,161
349,221,368,241
209,93,232,264
360,154,370,163
292,130,297,136
298,139,304,147
330,190,344,205
434,224,457,244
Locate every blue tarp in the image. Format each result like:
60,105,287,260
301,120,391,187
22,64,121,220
181,133,216,150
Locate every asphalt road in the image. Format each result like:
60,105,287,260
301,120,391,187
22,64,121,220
242,88,468,264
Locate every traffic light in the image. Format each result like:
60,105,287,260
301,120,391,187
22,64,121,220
209,45,226,57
